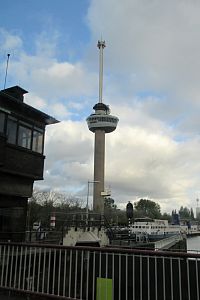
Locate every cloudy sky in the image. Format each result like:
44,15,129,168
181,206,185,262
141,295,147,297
1,0,200,213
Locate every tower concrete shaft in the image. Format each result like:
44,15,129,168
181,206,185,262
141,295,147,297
93,130,105,212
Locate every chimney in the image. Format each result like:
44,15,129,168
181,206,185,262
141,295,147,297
1,86,28,102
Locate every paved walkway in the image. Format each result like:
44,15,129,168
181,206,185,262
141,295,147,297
1,296,25,300
0,292,49,299
0,292,27,299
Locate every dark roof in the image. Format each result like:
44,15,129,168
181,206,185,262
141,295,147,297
1,86,28,102
0,86,59,126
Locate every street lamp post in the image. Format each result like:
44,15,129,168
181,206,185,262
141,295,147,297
86,180,100,223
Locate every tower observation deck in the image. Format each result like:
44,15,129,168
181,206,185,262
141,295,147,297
86,40,119,213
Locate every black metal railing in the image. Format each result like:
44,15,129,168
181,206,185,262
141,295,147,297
0,242,199,300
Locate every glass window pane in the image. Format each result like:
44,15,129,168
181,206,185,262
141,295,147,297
0,112,5,133
18,125,32,149
32,130,44,153
7,117,17,144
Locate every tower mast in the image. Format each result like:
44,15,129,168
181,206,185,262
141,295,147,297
97,40,106,103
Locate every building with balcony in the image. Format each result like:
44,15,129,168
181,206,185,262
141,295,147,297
0,86,58,241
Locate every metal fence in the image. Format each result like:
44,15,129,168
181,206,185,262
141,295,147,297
0,242,199,300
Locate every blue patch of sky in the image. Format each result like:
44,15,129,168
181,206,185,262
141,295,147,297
59,185,86,196
136,90,165,100
36,182,85,195
169,116,191,143
173,135,188,143
0,0,91,62
168,116,184,129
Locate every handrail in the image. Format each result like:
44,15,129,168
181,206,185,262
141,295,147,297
0,241,199,258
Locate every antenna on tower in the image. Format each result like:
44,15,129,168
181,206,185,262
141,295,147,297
3,54,10,90
196,198,199,207
97,40,106,103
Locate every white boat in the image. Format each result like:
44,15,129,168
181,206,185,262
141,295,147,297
130,218,188,241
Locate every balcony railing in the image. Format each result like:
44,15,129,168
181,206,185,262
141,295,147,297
0,242,199,300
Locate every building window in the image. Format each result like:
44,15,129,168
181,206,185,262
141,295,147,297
0,112,5,133
32,129,44,153
18,125,32,149
7,116,17,144
5,115,44,154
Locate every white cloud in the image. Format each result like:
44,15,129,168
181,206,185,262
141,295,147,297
35,121,93,198
2,2,200,213
9,56,97,100
51,103,71,118
35,30,60,57
37,110,200,213
87,0,200,124
25,93,47,110
44,121,93,173
0,28,23,52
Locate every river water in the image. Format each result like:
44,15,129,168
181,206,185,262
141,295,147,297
187,236,200,253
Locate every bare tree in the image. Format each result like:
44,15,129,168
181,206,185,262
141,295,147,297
28,189,84,229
